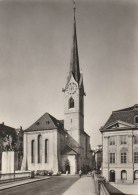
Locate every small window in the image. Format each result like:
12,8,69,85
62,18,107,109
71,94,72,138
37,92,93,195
109,137,115,145
120,136,127,145
134,136,138,144
36,122,40,125
46,121,50,124
69,97,74,108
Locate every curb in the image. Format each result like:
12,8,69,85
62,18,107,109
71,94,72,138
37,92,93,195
0,177,51,191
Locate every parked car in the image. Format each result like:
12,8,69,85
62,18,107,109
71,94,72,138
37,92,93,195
87,172,92,177
35,170,48,176
52,172,61,176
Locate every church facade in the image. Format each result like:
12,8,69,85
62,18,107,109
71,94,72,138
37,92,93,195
22,9,92,174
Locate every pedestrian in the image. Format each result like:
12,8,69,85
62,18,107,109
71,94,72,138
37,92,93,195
79,169,82,178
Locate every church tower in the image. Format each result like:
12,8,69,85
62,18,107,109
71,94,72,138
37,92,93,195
63,7,85,146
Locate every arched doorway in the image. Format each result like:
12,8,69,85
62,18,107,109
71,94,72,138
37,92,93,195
134,170,138,180
64,159,70,174
121,170,127,180
110,170,115,182
65,165,70,174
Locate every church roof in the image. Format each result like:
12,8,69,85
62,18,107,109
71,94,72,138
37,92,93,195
67,8,80,85
61,145,78,155
24,112,64,132
101,104,138,130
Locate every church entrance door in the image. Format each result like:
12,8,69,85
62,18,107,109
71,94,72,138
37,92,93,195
65,165,70,174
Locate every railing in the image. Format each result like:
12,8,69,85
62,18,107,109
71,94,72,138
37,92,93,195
93,172,125,195
0,171,34,183
93,172,108,195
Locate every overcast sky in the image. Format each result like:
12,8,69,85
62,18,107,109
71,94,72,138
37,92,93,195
0,0,138,148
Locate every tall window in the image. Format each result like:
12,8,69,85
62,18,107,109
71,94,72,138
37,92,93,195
134,152,138,163
109,137,115,145
134,136,138,144
69,97,74,108
110,153,115,163
121,152,127,163
31,140,35,163
38,135,42,163
120,136,127,145
45,139,48,163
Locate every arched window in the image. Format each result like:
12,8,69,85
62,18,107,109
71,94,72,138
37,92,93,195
31,140,35,163
69,97,74,108
134,116,138,124
134,170,138,180
121,170,127,180
45,139,48,163
38,135,42,163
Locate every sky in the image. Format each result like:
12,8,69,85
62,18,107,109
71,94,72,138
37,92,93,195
0,0,138,148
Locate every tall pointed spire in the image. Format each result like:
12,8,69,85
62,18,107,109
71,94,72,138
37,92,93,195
67,3,80,84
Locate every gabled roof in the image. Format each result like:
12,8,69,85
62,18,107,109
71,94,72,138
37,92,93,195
61,145,78,155
101,120,135,131
101,104,138,131
24,112,64,132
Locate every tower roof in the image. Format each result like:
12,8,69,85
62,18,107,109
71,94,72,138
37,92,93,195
67,6,80,84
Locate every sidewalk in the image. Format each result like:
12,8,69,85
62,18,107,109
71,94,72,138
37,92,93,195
63,176,96,195
0,176,50,191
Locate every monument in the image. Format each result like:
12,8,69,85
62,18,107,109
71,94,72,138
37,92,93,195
1,135,18,179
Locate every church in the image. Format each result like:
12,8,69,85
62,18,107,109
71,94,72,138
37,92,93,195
22,8,92,175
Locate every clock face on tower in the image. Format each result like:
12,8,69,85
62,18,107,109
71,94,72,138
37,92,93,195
67,82,77,94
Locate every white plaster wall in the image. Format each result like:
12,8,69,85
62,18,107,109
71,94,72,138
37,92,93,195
24,129,59,172
102,130,138,183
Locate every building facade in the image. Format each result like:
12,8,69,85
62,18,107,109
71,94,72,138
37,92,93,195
100,104,138,183
22,9,92,174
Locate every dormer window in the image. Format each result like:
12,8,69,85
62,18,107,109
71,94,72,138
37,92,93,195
134,116,138,124
69,97,74,108
134,105,138,110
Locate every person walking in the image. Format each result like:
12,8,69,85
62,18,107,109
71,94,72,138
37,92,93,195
79,170,82,178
